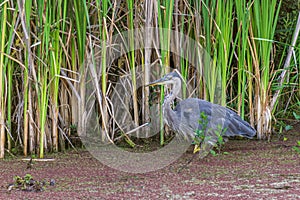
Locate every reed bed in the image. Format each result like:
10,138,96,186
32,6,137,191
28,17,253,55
0,0,298,158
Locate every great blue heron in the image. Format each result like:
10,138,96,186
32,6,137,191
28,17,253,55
147,70,256,158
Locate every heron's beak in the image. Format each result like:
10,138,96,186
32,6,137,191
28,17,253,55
145,77,168,87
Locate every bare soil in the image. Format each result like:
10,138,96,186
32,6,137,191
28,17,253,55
1,127,300,200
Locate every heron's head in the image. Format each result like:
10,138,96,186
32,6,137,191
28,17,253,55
146,70,183,87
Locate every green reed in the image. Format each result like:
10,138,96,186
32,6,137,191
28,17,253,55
250,0,281,139
0,0,8,158
157,0,175,145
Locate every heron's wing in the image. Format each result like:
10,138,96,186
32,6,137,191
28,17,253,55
225,112,256,138
208,103,256,138
174,98,256,138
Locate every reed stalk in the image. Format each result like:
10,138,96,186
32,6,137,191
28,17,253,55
127,0,140,138
215,0,233,106
0,0,8,158
100,0,109,140
201,0,216,102
73,0,87,137
18,0,33,157
250,0,281,139
235,0,250,119
34,0,52,158
38,68,49,158
3,2,18,152
0,2,17,151
48,0,67,152
201,0,233,106
144,0,153,137
157,0,174,145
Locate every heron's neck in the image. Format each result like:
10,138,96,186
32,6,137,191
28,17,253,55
163,78,181,106
162,78,181,127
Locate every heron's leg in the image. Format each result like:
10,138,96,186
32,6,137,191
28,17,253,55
198,129,218,158
223,137,229,143
198,142,214,159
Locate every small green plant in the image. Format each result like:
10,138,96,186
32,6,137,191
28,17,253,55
13,175,23,185
207,127,229,156
122,132,136,148
210,125,228,156
275,120,291,135
13,174,33,190
193,112,208,149
292,141,300,154
193,112,228,156
23,174,32,184
70,124,78,135
193,112,213,154
293,112,300,120
11,174,47,192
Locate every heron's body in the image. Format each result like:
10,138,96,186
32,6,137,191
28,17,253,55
164,98,255,140
148,70,256,158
